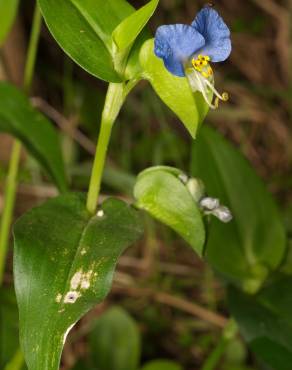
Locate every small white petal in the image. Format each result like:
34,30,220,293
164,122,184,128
212,206,233,223
186,178,205,202
178,173,189,184
200,197,220,211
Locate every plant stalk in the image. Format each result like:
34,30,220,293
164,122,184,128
202,319,238,370
0,3,42,284
86,82,125,214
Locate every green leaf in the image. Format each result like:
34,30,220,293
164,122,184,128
89,307,140,370
125,30,151,80
228,276,292,370
0,0,19,46
113,0,159,51
0,82,67,192
134,167,205,256
191,125,286,292
0,288,20,368
38,0,134,82
71,360,92,370
14,193,143,370
141,360,183,370
139,39,209,138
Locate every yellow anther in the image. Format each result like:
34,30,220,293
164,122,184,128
192,55,212,77
208,67,213,75
198,55,210,62
222,92,229,101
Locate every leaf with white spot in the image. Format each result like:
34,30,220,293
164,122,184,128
13,193,143,370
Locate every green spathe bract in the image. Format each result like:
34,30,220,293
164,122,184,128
134,167,205,256
140,39,210,138
14,193,143,370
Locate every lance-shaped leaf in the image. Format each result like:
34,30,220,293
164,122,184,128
139,39,209,138
0,0,19,45
191,126,286,292
112,0,159,51
134,167,205,256
38,0,134,82
0,82,67,192
14,193,143,370
228,276,292,370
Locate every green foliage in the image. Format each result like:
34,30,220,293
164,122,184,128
13,193,143,370
2,1,289,369
0,288,20,368
191,126,286,292
38,0,158,83
38,0,132,81
113,0,159,51
134,166,205,256
72,306,183,370
89,307,141,370
71,360,91,370
139,39,209,138
228,276,292,370
141,360,183,370
0,0,19,45
0,82,67,192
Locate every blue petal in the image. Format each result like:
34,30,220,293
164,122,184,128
154,24,205,77
191,7,231,62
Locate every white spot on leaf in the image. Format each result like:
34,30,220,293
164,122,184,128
55,293,62,303
70,269,93,291
70,271,82,290
64,291,81,304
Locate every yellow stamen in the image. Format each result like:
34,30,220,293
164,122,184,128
222,92,229,101
188,55,229,110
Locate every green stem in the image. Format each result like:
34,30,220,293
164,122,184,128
0,141,21,281
4,349,24,370
86,83,125,214
0,2,42,284
201,319,238,370
23,5,42,93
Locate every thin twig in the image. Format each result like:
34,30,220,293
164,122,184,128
31,97,96,155
119,255,199,276
251,0,289,80
112,282,228,328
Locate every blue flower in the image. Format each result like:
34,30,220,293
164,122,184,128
154,6,231,109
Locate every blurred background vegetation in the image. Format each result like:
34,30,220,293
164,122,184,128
0,0,291,369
